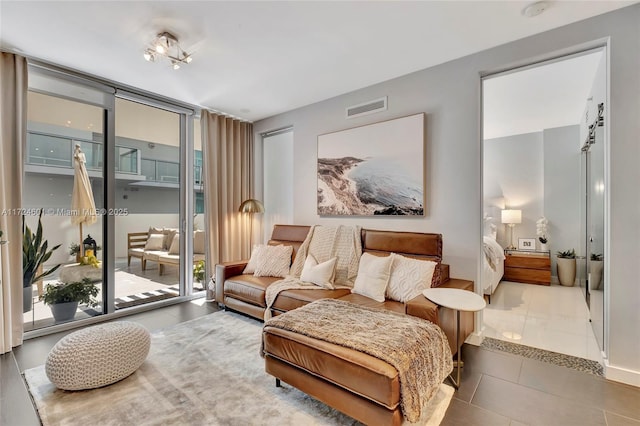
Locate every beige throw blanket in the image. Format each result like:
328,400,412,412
263,225,362,320
263,299,453,423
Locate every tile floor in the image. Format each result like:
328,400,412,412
483,280,603,362
3,298,639,426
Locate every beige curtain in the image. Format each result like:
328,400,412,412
0,53,27,354
201,110,254,298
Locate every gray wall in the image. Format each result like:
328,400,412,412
543,125,581,278
483,132,544,249
253,5,640,383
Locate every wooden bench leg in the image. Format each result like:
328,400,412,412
275,378,281,388
142,259,146,270
128,255,131,266
159,264,164,275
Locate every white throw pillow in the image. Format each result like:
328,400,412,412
254,245,293,278
144,234,164,251
168,234,180,255
351,253,393,302
300,255,337,289
243,244,265,274
386,254,437,302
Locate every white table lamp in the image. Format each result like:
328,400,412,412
501,209,522,250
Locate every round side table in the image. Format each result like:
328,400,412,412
423,288,486,389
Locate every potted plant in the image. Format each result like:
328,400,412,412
556,248,576,286
590,253,604,290
536,217,549,251
40,278,99,322
23,210,62,313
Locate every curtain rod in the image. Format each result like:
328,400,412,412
261,126,293,138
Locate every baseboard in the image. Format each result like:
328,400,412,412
604,360,640,387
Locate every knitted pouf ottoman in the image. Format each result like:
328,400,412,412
45,321,150,391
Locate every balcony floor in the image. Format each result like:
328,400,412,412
24,258,203,332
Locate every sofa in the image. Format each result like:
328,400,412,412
127,229,205,275
215,225,475,355
216,225,475,425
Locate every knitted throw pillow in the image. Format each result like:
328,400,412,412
386,254,437,302
254,245,293,278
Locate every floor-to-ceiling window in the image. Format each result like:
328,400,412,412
193,116,205,292
23,81,108,331
23,64,198,333
113,98,183,309
262,129,294,242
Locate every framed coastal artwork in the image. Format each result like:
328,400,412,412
317,113,425,216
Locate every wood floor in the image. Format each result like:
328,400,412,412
2,299,639,426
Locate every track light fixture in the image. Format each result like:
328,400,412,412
143,31,193,69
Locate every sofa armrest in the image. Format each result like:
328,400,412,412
440,264,450,284
214,260,249,307
405,294,439,324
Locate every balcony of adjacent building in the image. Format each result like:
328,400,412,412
24,130,204,190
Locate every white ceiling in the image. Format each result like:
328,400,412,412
0,1,634,122
483,50,603,140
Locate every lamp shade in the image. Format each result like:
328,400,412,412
238,199,265,214
501,209,522,224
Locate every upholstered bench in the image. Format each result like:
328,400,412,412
45,321,150,391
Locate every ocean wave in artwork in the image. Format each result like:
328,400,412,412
317,156,423,216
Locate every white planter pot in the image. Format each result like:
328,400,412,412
540,243,549,252
557,257,576,286
590,260,604,290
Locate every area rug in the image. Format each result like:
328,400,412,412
24,311,454,425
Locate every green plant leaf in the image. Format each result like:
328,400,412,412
23,210,62,287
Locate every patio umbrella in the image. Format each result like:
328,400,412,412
71,144,97,257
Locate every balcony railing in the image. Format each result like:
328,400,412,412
26,131,204,186
27,132,139,174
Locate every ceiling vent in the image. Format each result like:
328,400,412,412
346,96,387,119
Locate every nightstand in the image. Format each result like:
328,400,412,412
503,249,551,286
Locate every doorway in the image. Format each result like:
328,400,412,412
481,48,606,362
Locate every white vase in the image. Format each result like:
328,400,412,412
590,260,604,290
540,243,548,252
557,257,576,286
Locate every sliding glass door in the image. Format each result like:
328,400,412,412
24,89,107,331
23,65,198,333
113,98,182,309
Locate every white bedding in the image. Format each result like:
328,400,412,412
482,235,505,295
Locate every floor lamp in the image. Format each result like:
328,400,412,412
501,209,522,250
239,199,265,251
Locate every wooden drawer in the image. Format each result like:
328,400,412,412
505,255,550,270
504,266,551,285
